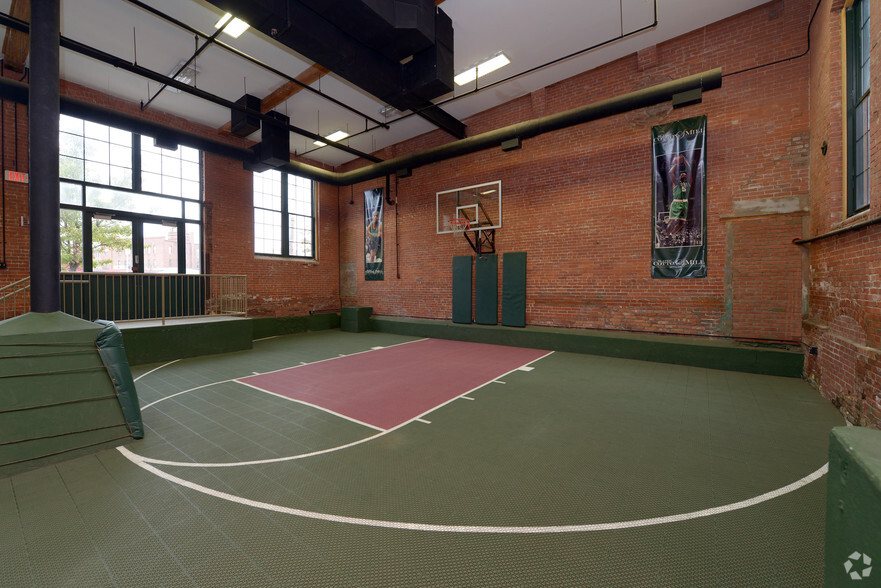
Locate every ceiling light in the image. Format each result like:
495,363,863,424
454,53,510,86
214,12,250,38
314,130,349,147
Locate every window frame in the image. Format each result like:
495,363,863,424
58,115,203,274
845,0,871,217
252,169,317,260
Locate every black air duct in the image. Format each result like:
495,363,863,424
205,0,454,112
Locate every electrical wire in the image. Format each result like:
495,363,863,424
723,0,823,78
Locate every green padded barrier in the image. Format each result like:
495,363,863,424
0,312,132,475
250,313,341,339
341,307,373,332
475,254,498,325
120,318,252,365
95,321,143,439
502,252,527,327
825,426,881,586
452,256,473,324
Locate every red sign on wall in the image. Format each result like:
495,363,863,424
5,170,28,183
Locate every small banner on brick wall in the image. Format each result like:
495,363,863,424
364,188,384,281
651,115,707,279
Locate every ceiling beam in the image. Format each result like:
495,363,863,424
1,0,30,72
218,63,330,135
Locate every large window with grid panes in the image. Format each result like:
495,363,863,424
253,169,315,259
58,114,202,274
846,0,871,216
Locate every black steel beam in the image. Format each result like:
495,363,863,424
412,102,466,139
119,0,390,130
0,11,382,164
29,0,61,312
0,76,255,163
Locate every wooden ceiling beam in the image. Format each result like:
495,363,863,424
218,63,329,135
2,0,31,73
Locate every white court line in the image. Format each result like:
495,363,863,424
119,446,829,534
236,380,385,432
236,338,428,381
128,349,556,468
139,339,428,411
133,359,181,382
140,379,238,410
416,418,431,424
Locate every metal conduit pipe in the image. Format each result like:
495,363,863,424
0,69,721,188
280,68,723,186
0,76,255,163
0,11,381,163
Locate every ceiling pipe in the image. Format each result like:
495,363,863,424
278,68,723,186
0,11,382,164
0,69,722,187
0,76,255,163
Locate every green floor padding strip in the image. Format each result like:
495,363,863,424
371,316,805,377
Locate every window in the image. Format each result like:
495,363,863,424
58,115,202,274
846,0,871,215
253,169,315,258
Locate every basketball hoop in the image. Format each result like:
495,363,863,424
449,217,470,235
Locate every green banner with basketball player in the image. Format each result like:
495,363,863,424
651,115,707,279
364,188,384,281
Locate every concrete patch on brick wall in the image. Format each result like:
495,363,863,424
723,194,807,220
340,262,357,297
718,223,735,337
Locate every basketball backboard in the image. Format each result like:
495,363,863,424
436,181,502,234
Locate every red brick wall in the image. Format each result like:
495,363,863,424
0,77,32,289
341,0,812,342
804,0,881,428
203,153,341,316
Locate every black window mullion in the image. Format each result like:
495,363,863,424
132,134,142,192
281,174,290,256
84,211,94,272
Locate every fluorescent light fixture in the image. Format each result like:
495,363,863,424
314,130,350,147
454,53,510,86
214,12,250,38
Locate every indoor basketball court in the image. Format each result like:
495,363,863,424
1,0,879,586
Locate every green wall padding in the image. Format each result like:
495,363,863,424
370,317,805,377
475,254,498,325
95,321,143,439
251,313,341,339
452,256,472,324
502,252,527,327
825,427,881,586
341,307,373,332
